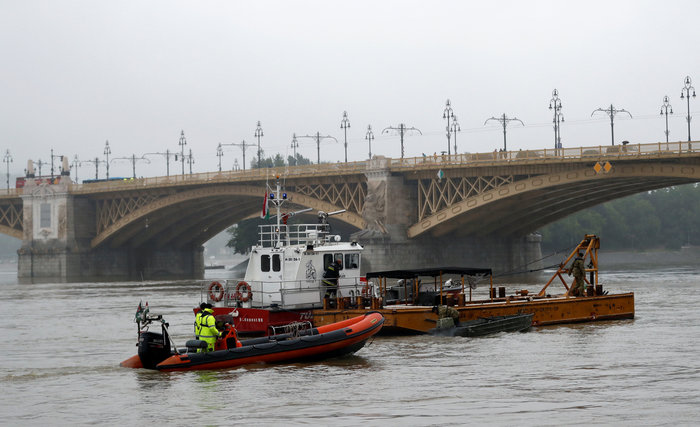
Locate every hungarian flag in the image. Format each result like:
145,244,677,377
134,301,150,323
261,190,269,219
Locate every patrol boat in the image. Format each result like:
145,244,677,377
120,305,384,371
202,175,367,336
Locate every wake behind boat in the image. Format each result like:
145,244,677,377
120,306,384,371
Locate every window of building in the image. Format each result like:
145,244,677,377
40,203,51,228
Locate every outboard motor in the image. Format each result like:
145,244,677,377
133,303,173,369
138,330,172,369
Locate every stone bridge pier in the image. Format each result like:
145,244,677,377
17,179,203,281
353,157,542,275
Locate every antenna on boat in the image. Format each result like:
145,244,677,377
268,174,287,247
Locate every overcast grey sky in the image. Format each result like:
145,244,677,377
1,0,699,180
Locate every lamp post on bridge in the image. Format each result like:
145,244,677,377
187,149,194,175
80,157,102,179
50,148,64,180
178,130,187,175
254,121,264,168
340,111,350,163
35,159,45,177
680,76,696,146
71,155,80,182
104,140,111,179
450,116,461,154
112,155,150,179
365,125,374,159
219,141,249,171
290,134,299,165
549,89,564,152
443,99,455,156
484,114,524,152
3,150,12,190
660,95,673,144
216,143,223,172
591,105,632,146
382,124,422,159
144,150,177,176
296,133,337,164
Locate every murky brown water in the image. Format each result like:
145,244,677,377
1,264,699,426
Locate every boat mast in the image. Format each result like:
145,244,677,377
274,174,284,246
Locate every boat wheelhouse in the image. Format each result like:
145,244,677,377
241,221,364,309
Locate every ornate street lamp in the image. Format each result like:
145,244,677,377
340,111,351,163
104,140,111,179
216,143,223,172
443,99,454,155
178,130,187,175
680,75,696,144
290,134,299,163
549,89,564,152
254,121,264,167
660,95,673,144
365,125,374,159
3,150,12,190
450,116,461,154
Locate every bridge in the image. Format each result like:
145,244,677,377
3,140,699,281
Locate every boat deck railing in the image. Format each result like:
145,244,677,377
256,223,330,248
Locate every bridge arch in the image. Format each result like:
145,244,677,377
409,162,700,238
0,225,22,239
92,185,366,248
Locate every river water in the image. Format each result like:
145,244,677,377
1,263,699,426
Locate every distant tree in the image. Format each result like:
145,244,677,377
287,153,312,166
540,183,700,252
226,218,266,254
251,152,311,168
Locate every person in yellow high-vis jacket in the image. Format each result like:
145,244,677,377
195,304,220,352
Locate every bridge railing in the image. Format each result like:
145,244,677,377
0,188,22,197
53,140,700,194
388,141,699,169
68,160,370,192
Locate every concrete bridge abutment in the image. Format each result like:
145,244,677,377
17,180,204,281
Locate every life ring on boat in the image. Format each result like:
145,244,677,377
208,281,225,302
235,281,253,303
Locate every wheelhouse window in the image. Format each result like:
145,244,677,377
334,253,343,270
323,253,333,270
344,253,359,269
261,254,270,272
272,254,281,272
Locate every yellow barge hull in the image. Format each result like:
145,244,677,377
311,293,634,334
